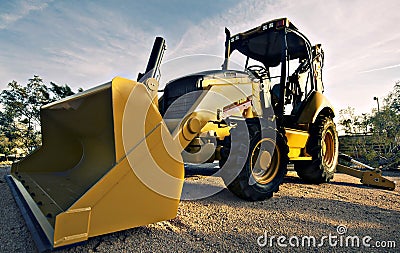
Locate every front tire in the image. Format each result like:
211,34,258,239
219,120,288,201
294,116,339,183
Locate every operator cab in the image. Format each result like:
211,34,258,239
226,18,324,125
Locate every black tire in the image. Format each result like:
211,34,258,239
294,116,339,183
219,120,288,201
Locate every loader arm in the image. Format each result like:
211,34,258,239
173,111,215,150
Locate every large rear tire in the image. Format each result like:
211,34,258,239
294,116,339,183
219,120,288,201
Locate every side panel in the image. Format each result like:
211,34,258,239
297,91,335,124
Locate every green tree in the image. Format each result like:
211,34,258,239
338,107,370,134
0,110,13,154
49,82,75,101
369,81,400,167
1,76,49,152
385,80,400,113
338,81,400,168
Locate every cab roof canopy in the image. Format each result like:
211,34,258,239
229,18,309,67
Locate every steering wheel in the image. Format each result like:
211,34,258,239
246,65,269,80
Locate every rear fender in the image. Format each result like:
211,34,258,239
297,91,335,124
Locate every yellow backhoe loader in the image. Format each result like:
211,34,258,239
5,18,395,252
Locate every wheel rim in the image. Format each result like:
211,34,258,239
250,138,280,184
322,128,335,167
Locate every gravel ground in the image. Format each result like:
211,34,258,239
1,165,399,253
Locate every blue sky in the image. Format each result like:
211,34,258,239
1,0,399,115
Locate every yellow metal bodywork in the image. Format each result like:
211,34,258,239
285,128,311,160
336,164,395,190
10,77,184,248
201,122,230,139
185,80,335,163
297,91,334,124
198,122,313,161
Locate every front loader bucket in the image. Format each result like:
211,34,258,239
5,77,184,251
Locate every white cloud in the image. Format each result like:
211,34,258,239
0,0,52,30
1,0,399,116
167,0,288,58
360,63,400,74
0,1,157,88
